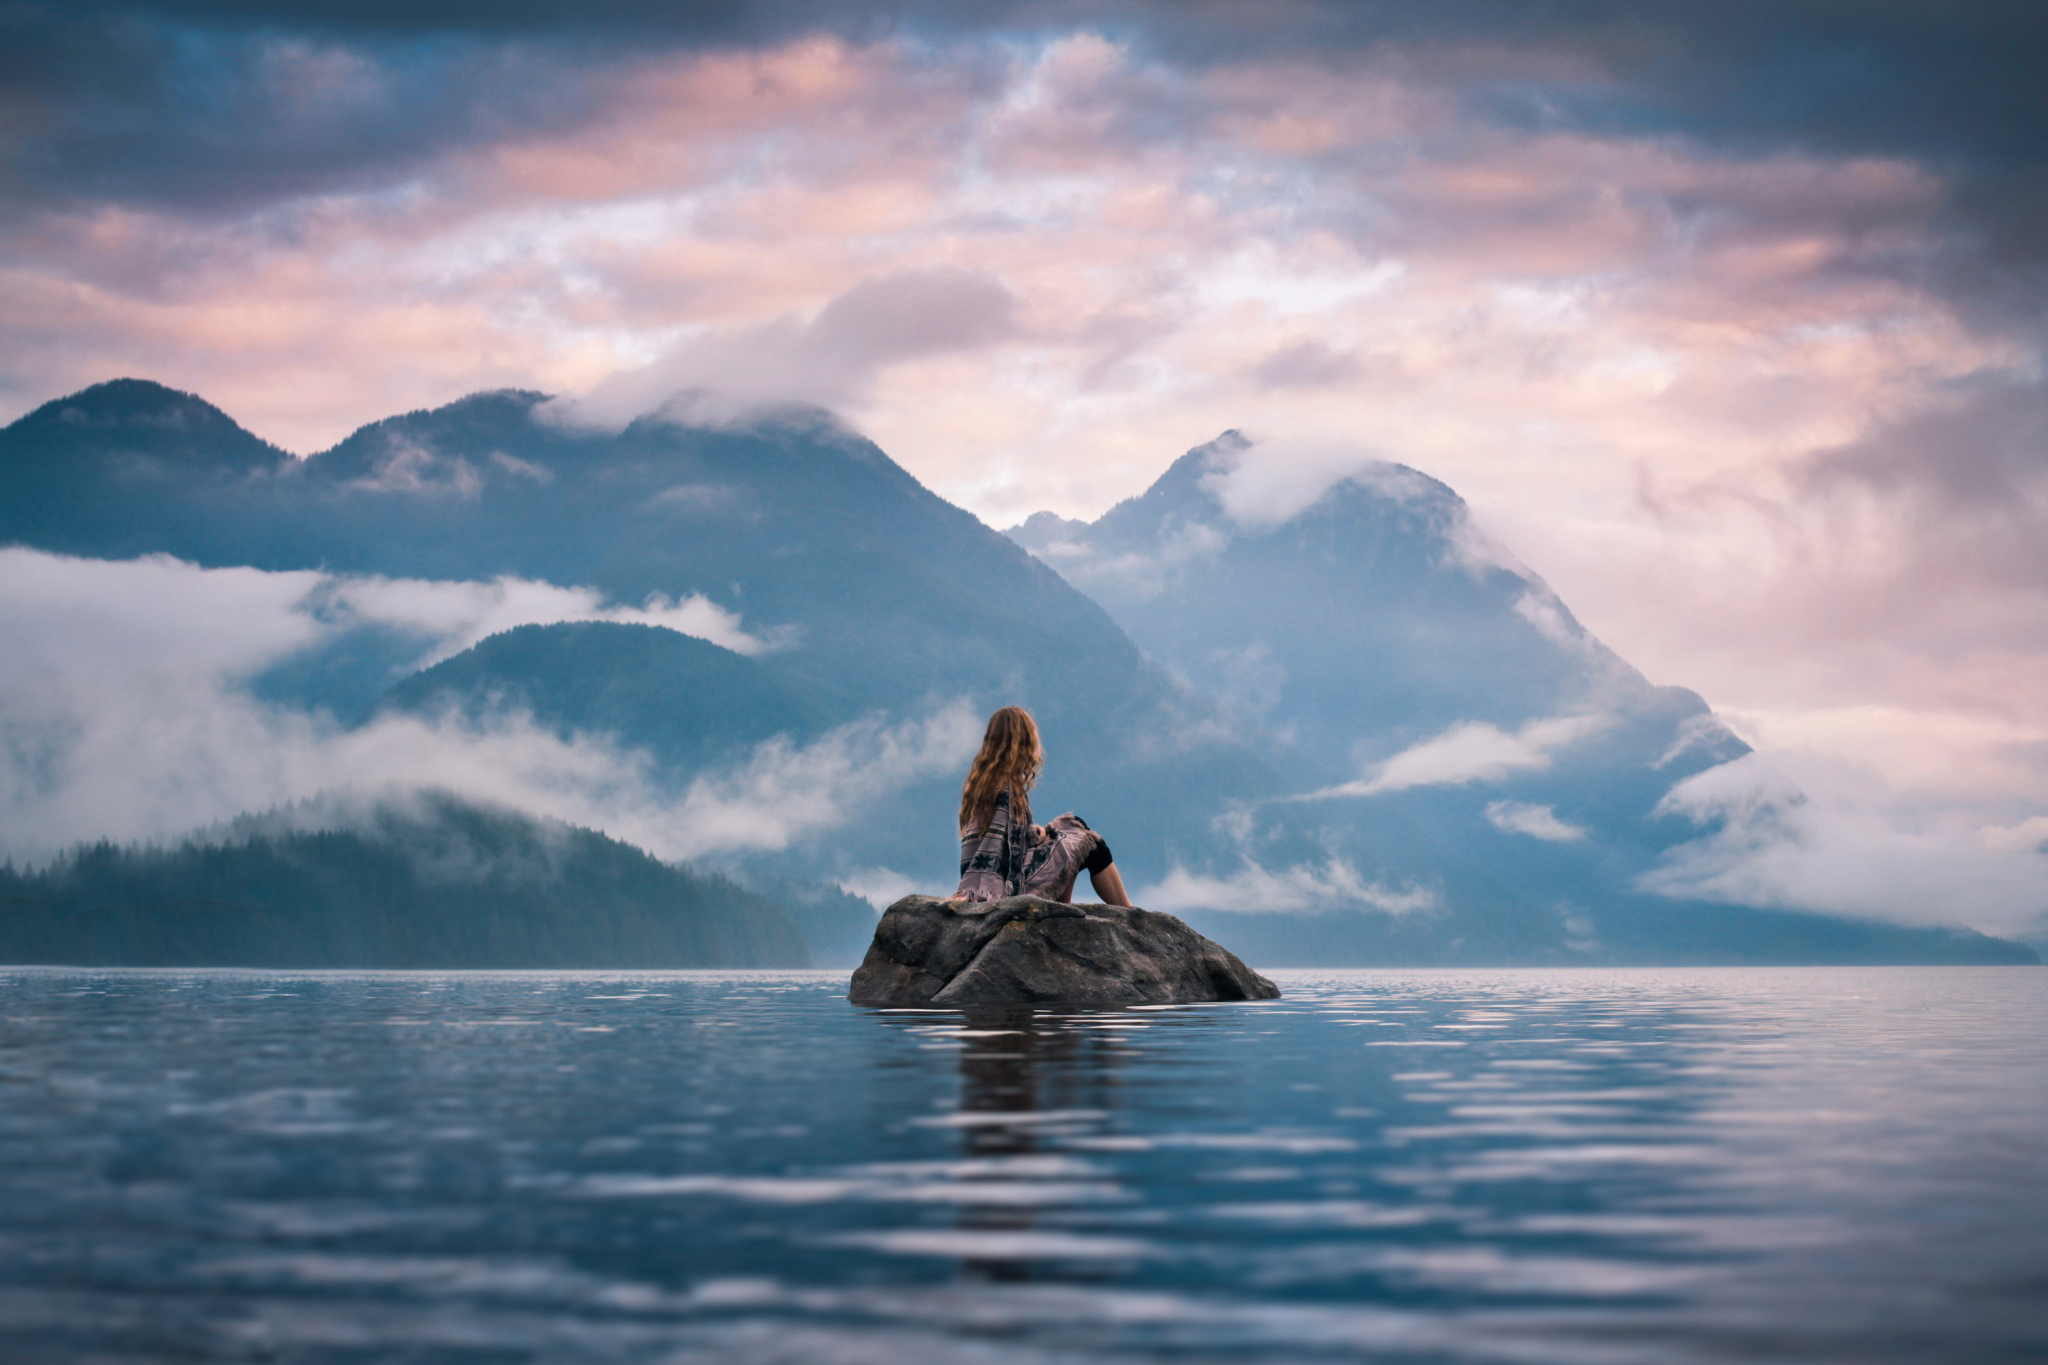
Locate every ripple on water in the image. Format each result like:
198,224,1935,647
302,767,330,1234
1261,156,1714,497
0,966,2042,1363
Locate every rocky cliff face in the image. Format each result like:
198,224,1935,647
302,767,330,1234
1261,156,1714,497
849,894,1280,1006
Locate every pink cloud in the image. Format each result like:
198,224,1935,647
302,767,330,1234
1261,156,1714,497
3,26,2044,864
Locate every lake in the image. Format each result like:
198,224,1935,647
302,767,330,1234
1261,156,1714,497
1,967,2042,1362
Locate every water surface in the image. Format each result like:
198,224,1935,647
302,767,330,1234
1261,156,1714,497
1,967,2042,1362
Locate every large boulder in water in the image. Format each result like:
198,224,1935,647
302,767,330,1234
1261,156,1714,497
849,894,1280,1006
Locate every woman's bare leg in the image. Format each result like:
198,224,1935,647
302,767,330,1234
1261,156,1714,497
1090,862,1133,907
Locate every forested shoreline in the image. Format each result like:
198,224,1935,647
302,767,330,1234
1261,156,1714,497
0,797,815,968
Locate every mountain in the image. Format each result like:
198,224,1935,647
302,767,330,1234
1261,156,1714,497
1008,433,2036,965
379,621,836,774
0,378,290,563
1011,432,1739,765
1185,894,2036,966
0,380,1143,719
733,871,887,968
0,793,810,968
0,379,1278,892
3,381,2035,964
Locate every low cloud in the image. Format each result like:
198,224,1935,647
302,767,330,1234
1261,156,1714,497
1038,517,1232,605
3,12,2044,889
0,548,775,687
1654,713,1744,770
311,572,776,662
0,548,940,863
1980,815,2048,855
1199,437,1436,529
1141,858,1438,915
346,435,485,497
1484,800,1588,842
1641,752,2048,939
555,268,1021,430
835,867,924,911
651,705,979,860
1304,713,1610,799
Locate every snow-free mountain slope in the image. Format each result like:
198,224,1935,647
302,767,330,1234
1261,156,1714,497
0,379,291,562
1002,433,1966,963
0,793,811,968
4,381,2033,964
1,380,1283,892
380,622,836,775
1013,431,1740,771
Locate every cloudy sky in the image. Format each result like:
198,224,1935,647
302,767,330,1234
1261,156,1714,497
4,1,2046,874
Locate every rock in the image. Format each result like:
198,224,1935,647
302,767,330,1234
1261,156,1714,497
848,894,1280,1006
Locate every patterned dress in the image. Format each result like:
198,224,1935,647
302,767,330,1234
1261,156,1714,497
953,787,1114,903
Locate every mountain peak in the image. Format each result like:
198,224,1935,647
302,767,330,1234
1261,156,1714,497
1086,430,1246,541
15,378,238,434
307,388,558,481
4,378,286,472
1010,425,1693,751
1006,509,1091,555
429,388,552,420
1148,429,1246,498
322,387,550,444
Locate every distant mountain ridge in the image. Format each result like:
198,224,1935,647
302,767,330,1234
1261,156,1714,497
0,377,1281,895
1003,431,2035,964
0,793,812,968
3,379,2035,965
379,621,836,775
1011,431,1734,758
1,378,292,563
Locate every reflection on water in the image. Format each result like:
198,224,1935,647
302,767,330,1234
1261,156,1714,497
956,1013,1059,1283
0,968,2042,1362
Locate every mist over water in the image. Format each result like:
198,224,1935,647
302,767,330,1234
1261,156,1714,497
1,968,2041,1362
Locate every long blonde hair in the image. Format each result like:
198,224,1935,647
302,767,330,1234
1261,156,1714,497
959,706,1043,833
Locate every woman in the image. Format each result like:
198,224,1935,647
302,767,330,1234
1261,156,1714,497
950,706,1132,906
